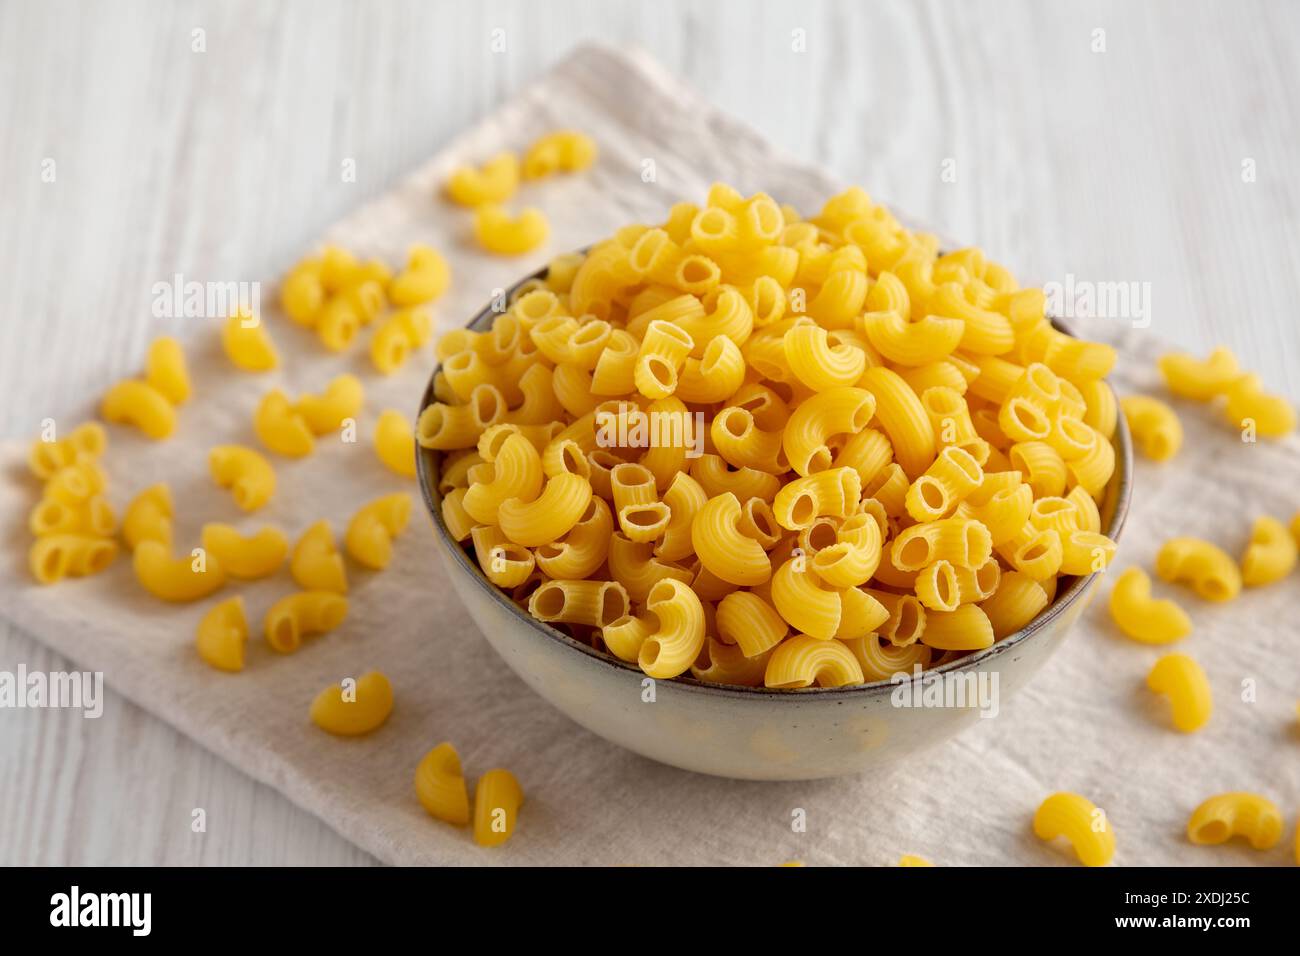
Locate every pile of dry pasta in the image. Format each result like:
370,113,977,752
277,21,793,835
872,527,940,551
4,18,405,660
424,182,1124,690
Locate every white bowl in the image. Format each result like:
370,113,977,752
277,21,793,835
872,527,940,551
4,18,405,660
416,268,1133,781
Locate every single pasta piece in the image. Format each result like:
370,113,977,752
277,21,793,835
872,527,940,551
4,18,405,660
1032,792,1116,867
100,380,177,439
636,578,707,679
1154,537,1242,602
764,634,864,688
344,493,412,570
264,590,348,653
200,524,288,579
1146,653,1212,733
195,596,249,673
898,855,933,867
133,540,225,602
1186,793,1283,850
475,205,549,255
1107,567,1191,644
1240,515,1297,587
221,310,279,371
295,374,365,435
522,129,597,179
310,670,393,736
415,742,471,825
445,152,520,206
254,390,315,457
208,444,276,511
1157,346,1241,400
145,336,191,404
374,409,417,478
291,520,348,593
1223,373,1295,438
388,246,449,310
1119,395,1181,461
370,308,432,374
473,768,524,847
122,483,173,550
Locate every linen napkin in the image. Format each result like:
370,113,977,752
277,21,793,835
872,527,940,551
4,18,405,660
1,43,1296,866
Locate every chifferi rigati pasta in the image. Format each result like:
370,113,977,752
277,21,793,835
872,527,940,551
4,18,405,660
417,182,1124,689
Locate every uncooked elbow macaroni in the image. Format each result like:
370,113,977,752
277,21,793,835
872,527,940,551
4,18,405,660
145,336,191,404
295,374,365,435
1033,792,1116,867
522,130,597,179
122,483,173,550
1155,537,1242,603
310,670,393,735
291,520,348,593
1239,515,1297,587
345,493,412,569
1158,346,1295,438
208,445,276,511
474,204,549,256
415,742,471,825
1107,566,1192,644
374,409,417,478
264,590,348,653
446,152,520,206
1186,793,1283,850
200,524,288,579
133,540,226,602
255,390,315,457
472,768,524,847
431,182,1120,688
1120,395,1181,462
196,596,249,672
221,310,279,371
1145,652,1212,732
100,379,177,439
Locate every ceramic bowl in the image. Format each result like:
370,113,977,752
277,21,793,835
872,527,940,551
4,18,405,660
415,264,1133,781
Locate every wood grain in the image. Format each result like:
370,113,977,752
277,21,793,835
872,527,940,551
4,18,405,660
2,0,1296,864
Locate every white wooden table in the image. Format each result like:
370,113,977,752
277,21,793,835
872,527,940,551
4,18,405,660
3,0,1297,865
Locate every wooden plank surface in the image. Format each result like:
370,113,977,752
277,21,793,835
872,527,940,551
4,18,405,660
2,0,1296,865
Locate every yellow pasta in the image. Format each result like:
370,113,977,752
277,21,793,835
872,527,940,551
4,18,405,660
389,244,450,307
195,596,249,673
295,374,365,435
100,379,177,439
291,520,348,593
371,307,432,375
445,152,520,206
1222,373,1295,437
1240,515,1297,586
374,409,417,478
1157,346,1242,400
133,540,225,602
1033,792,1116,867
1155,537,1242,602
415,742,471,825
1186,793,1283,850
344,493,412,570
221,311,279,372
145,336,191,404
255,390,315,457
208,444,275,511
1107,566,1191,644
473,768,524,848
200,524,288,579
264,590,348,653
764,634,864,688
29,534,118,584
1119,395,1182,462
523,129,597,178
475,204,549,255
1146,653,1212,733
310,670,393,736
431,182,1123,688
122,483,173,550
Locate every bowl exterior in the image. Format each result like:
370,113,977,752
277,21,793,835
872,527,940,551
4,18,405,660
432,526,1102,780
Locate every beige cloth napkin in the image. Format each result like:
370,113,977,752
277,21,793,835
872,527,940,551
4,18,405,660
2,44,1296,866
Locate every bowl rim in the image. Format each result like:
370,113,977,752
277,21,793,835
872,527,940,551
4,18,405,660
415,259,1134,700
